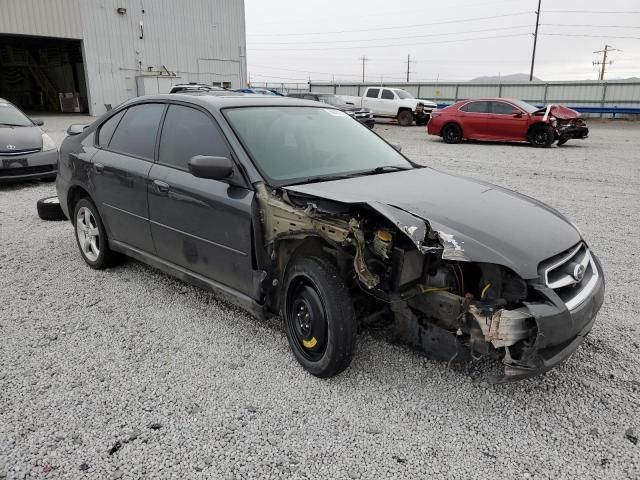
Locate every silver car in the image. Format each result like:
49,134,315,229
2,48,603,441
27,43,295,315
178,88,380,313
0,99,58,182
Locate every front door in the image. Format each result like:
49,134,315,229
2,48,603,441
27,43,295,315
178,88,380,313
147,104,255,296
90,103,165,253
488,101,530,141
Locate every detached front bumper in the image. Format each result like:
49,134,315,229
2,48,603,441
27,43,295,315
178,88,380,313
498,254,605,382
0,149,58,183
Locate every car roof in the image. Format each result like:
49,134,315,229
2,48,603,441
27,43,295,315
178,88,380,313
126,93,329,110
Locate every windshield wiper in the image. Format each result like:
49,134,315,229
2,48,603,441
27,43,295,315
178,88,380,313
362,165,412,175
0,123,26,127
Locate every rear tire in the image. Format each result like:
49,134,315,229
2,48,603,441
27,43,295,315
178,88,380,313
283,256,356,378
442,123,462,144
397,110,414,127
73,198,117,269
37,196,66,221
528,124,554,148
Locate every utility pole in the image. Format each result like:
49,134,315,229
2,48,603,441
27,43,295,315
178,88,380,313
359,56,369,83
406,54,414,82
529,0,542,81
593,45,619,80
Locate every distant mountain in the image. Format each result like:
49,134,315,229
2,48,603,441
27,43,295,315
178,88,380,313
470,73,542,82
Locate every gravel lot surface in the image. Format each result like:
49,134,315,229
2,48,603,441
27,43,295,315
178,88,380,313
1,118,639,479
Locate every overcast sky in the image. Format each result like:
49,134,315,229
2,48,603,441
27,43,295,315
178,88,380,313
244,0,640,85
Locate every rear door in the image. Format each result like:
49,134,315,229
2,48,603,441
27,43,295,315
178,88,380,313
147,103,255,295
362,88,381,113
488,101,529,140
459,101,491,139
91,103,165,253
379,89,398,116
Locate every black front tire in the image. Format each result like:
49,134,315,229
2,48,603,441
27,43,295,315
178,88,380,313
528,124,554,148
397,110,414,127
442,123,462,144
283,256,356,378
37,196,67,221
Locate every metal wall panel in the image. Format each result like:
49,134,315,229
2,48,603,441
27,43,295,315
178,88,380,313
310,81,640,109
79,0,247,115
0,0,83,39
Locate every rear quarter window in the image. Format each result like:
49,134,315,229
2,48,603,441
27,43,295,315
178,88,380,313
97,110,125,147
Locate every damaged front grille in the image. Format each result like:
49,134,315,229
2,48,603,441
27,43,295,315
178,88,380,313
540,242,599,310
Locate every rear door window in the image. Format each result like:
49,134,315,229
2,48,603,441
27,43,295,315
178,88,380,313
381,89,395,100
97,110,125,147
108,103,165,160
461,101,490,113
158,104,229,171
491,101,516,115
366,88,380,98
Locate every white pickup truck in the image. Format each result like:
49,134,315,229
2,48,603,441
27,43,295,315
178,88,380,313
343,87,437,126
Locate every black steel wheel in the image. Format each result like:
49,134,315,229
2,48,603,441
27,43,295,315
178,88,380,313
283,256,356,378
442,123,462,144
528,124,554,148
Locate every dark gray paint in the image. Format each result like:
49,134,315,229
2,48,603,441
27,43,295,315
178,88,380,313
285,168,581,279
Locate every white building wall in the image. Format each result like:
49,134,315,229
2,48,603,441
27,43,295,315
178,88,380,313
0,0,83,39
79,0,247,115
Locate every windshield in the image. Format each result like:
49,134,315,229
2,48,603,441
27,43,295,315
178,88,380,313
0,101,32,127
224,106,412,185
510,99,539,113
395,89,414,100
316,95,344,107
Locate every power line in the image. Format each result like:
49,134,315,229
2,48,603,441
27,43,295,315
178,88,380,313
543,10,640,14
542,33,640,40
542,23,640,29
247,12,532,37
249,33,532,52
247,25,532,46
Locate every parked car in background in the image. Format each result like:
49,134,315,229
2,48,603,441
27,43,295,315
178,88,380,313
169,83,227,94
234,88,281,96
56,94,603,383
427,98,589,147
287,92,375,128
0,98,57,182
345,87,437,126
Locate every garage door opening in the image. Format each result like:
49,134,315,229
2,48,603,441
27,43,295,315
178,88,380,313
0,34,88,113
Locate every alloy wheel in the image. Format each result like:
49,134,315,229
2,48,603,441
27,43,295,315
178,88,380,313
75,207,100,262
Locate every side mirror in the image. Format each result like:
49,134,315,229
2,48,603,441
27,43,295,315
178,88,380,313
31,118,44,126
67,124,87,135
512,110,523,118
391,144,402,152
189,155,234,180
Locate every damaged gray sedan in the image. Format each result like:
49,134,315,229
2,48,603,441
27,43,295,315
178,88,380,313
56,94,605,382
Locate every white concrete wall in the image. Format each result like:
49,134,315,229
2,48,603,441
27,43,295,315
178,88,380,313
79,0,247,115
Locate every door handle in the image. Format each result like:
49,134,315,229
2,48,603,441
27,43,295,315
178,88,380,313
94,162,104,173
152,179,170,194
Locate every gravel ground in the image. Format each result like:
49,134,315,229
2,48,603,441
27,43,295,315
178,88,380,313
1,118,639,479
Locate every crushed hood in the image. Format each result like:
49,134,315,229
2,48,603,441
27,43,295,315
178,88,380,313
284,168,581,279
537,104,582,120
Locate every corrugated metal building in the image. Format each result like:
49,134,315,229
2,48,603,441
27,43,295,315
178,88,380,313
0,0,247,115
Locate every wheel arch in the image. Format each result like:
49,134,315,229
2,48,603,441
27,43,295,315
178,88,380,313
66,185,92,221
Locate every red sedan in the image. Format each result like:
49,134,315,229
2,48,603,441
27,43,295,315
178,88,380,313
427,98,588,147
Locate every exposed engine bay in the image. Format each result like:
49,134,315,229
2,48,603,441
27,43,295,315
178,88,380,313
254,183,570,383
